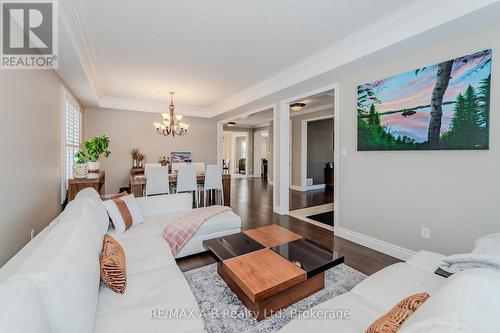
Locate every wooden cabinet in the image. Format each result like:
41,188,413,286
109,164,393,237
68,171,105,202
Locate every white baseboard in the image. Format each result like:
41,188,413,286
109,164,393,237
290,185,305,191
290,184,326,192
273,205,287,215
307,184,325,190
335,226,415,261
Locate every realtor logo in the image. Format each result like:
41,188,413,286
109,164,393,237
1,0,58,69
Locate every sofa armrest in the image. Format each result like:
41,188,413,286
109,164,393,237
406,250,446,273
135,193,192,217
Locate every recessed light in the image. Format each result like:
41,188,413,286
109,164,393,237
290,102,306,112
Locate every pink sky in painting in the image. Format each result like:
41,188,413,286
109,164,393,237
376,57,484,113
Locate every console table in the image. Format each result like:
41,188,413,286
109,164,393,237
68,171,105,202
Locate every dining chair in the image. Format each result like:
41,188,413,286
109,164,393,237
191,162,206,173
204,164,224,207
145,166,170,196
144,163,161,175
171,162,187,173
176,165,199,207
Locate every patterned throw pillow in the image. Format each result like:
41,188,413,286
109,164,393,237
99,234,126,294
365,292,429,333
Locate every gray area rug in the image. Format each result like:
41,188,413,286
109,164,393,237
183,263,366,333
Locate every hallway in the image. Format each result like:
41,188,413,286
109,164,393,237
177,177,399,275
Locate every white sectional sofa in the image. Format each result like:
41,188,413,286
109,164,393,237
279,250,500,333
0,188,241,333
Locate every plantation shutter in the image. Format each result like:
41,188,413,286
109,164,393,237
62,88,81,202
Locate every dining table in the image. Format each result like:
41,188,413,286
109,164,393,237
129,172,231,206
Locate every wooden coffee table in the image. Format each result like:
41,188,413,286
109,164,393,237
203,225,344,321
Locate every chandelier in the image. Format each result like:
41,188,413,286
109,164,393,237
154,92,189,137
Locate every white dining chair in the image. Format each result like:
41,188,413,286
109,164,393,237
191,162,206,173
171,162,187,173
204,164,224,207
145,166,170,196
176,165,199,207
144,163,161,175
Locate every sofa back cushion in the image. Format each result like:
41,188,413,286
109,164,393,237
8,199,102,333
400,268,500,333
75,188,111,236
0,278,51,333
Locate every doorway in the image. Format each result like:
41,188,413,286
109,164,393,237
283,86,338,230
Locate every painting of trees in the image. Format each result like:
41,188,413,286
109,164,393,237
357,49,491,151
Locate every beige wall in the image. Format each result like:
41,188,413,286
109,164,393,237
0,70,64,266
291,109,334,187
214,14,500,255
84,108,217,193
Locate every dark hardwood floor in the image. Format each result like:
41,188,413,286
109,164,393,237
176,177,400,275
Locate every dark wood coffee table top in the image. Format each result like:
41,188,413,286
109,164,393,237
203,225,345,320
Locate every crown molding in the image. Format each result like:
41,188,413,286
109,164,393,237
59,0,101,101
209,0,499,117
98,96,211,118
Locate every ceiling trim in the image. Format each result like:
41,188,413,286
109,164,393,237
98,97,211,117
209,0,499,117
59,0,101,102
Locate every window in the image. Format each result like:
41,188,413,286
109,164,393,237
61,87,81,202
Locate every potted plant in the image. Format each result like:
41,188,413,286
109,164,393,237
73,151,89,178
84,135,111,172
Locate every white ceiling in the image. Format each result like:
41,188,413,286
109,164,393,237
57,0,499,117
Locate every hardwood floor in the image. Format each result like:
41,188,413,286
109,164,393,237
176,177,400,275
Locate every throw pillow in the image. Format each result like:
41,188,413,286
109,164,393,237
101,191,128,200
104,194,144,235
365,292,429,333
99,234,126,294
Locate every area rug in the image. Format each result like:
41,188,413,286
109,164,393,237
306,211,334,227
183,263,366,333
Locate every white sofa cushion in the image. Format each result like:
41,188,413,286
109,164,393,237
107,215,161,240
75,188,111,236
400,268,500,333
278,292,383,333
406,250,446,273
104,194,144,235
94,265,204,333
135,193,193,217
10,201,101,333
0,278,51,333
350,262,444,312
110,211,241,242
119,235,176,274
472,233,500,256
